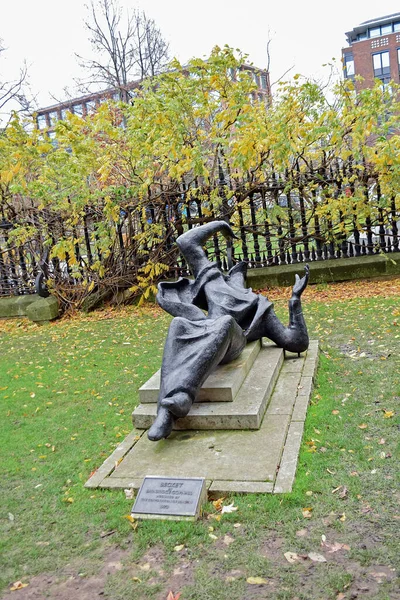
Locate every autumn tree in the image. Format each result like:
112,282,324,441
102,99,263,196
1,47,399,309
77,0,169,102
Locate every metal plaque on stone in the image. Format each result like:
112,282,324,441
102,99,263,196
131,476,206,521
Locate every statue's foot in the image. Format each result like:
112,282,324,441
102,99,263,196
147,407,175,441
160,392,192,418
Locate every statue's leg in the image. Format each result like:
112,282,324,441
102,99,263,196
253,299,309,354
247,266,309,353
147,315,246,441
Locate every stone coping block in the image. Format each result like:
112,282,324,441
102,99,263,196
85,341,319,495
132,344,283,430
139,340,261,403
274,421,305,494
25,296,59,322
0,294,38,318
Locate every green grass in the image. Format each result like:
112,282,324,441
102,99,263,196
0,293,399,599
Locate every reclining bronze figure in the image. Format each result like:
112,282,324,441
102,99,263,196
148,220,309,441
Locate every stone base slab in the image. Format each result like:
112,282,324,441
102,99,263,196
85,340,319,495
132,343,283,430
138,339,261,403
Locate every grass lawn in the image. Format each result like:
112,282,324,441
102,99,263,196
0,277,399,600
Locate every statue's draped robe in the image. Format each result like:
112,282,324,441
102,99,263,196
156,263,273,403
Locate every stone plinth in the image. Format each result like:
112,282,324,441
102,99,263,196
132,343,283,430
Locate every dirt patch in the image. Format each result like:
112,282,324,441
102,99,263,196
1,548,129,600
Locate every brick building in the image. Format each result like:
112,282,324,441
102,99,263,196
342,13,400,89
35,64,270,134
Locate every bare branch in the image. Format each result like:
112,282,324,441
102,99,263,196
77,0,169,101
0,39,35,118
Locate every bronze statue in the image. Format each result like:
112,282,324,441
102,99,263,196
148,220,309,441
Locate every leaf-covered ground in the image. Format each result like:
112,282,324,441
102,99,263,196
0,276,399,600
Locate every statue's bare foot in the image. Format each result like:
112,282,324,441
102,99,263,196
160,392,192,418
147,407,175,441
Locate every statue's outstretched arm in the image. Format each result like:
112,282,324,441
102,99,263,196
176,221,235,278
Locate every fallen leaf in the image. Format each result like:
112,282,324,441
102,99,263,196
174,544,185,552
358,423,368,429
378,438,386,445
322,541,350,553
339,513,346,522
383,410,394,418
9,581,29,591
208,513,221,522
209,534,218,540
233,523,241,528
296,528,308,537
337,593,346,600
132,577,141,583
212,497,225,512
308,552,327,562
284,551,300,563
223,535,235,546
339,487,348,499
124,514,135,523
139,563,151,571
124,488,134,499
302,507,313,518
221,503,238,514
166,592,182,600
332,410,339,415
370,572,388,582
246,576,268,585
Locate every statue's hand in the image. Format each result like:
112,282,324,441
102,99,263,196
292,264,309,299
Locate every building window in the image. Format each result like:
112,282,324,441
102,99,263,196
344,54,355,78
369,26,381,38
373,51,390,77
260,74,267,89
381,24,392,35
228,67,235,80
37,114,47,130
86,100,96,113
358,32,368,41
48,111,58,126
394,22,400,32
60,108,70,120
73,104,83,116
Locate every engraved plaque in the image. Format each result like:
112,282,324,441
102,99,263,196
131,476,206,520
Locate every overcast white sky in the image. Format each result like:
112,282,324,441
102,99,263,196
1,0,400,121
